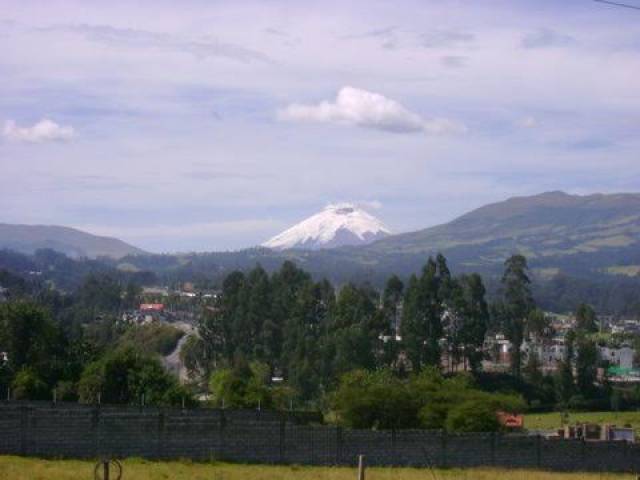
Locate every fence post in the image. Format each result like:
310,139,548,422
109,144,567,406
157,411,165,459
336,426,343,465
279,417,285,464
391,427,396,466
358,454,366,480
92,406,101,458
536,434,541,468
218,409,226,460
19,405,30,455
490,432,496,466
440,430,447,467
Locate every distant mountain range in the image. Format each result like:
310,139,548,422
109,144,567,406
2,191,640,282
2,191,640,313
0,223,146,259
351,191,640,276
222,191,638,285
263,203,390,250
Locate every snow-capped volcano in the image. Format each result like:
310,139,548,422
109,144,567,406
263,203,391,250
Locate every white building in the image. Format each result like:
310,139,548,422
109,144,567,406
598,346,635,369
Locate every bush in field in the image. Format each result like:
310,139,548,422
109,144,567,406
78,346,192,406
332,369,419,429
445,398,500,432
209,360,290,409
11,367,49,400
332,367,525,432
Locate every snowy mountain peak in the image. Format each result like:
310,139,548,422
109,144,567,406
263,203,391,250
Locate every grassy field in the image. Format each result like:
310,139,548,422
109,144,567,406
0,456,634,480
524,411,640,431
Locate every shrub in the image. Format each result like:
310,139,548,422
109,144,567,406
11,367,49,400
333,367,526,431
333,369,421,429
445,398,501,432
118,323,184,356
78,346,193,406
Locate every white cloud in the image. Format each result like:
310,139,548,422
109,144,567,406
278,86,465,134
3,119,75,143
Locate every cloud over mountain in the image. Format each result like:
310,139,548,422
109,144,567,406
278,86,464,134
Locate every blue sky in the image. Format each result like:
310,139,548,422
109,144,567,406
1,0,639,252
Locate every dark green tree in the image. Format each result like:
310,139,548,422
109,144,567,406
499,255,535,378
555,330,576,405
575,304,598,333
78,346,190,406
198,307,227,373
245,265,272,360
575,336,598,393
455,274,490,372
527,308,551,339
400,256,450,371
0,301,67,393
281,279,331,401
523,351,544,388
328,284,378,375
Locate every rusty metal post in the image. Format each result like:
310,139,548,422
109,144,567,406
357,454,366,480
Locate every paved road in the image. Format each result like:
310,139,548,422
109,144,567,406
163,321,196,383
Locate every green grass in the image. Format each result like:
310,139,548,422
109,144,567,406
524,411,640,432
0,457,633,480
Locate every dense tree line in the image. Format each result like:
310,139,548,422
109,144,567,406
182,255,491,405
3,246,640,316
3,250,640,430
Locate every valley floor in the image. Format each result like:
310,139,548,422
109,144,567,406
0,457,633,480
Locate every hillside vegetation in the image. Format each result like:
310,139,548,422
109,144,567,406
0,223,145,259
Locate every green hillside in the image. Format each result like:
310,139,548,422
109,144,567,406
0,223,146,259
362,191,640,271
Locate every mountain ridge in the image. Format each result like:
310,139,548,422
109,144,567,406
2,191,640,281
0,223,146,259
360,191,640,264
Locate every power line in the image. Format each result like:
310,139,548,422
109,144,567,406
594,0,640,10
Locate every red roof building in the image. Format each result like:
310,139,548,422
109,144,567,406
497,411,524,430
140,303,164,312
